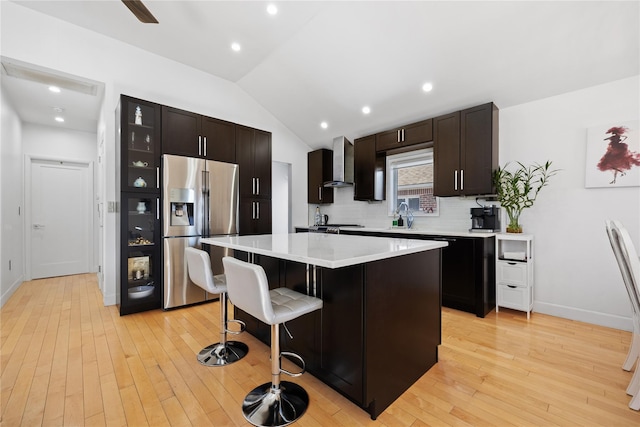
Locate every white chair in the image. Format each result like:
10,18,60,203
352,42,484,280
606,220,640,410
185,247,248,366
222,256,323,427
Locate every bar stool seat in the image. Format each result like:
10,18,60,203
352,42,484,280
185,247,248,367
223,256,323,427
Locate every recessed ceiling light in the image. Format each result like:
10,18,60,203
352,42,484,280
49,86,61,93
320,122,328,129
267,4,278,15
362,106,371,115
54,116,65,123
231,42,241,52
422,82,433,92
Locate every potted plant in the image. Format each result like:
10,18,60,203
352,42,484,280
493,161,557,233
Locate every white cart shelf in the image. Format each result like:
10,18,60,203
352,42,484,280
495,233,534,318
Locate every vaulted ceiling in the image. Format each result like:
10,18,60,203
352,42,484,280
3,1,638,149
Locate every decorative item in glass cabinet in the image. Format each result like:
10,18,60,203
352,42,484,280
133,176,147,188
136,201,146,214
135,106,143,125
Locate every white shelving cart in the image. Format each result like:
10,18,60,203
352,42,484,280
495,233,534,318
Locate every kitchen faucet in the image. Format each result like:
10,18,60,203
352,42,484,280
397,202,414,229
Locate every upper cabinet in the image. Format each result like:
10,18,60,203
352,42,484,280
354,135,385,201
236,125,272,235
308,149,334,204
434,102,498,197
162,106,236,163
236,125,272,200
376,119,433,152
121,96,161,192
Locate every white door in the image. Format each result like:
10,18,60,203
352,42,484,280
30,159,91,279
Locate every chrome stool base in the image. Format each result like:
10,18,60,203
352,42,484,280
242,381,309,427
197,341,248,367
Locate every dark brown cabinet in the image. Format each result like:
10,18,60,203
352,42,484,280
375,119,433,152
434,102,498,196
308,149,334,204
236,125,272,235
117,95,162,315
161,106,236,163
239,199,272,235
354,135,385,201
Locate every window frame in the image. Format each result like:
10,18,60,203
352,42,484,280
385,148,439,217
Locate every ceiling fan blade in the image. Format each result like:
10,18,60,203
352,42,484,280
122,0,158,24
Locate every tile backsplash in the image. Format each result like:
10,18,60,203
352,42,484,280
306,187,496,232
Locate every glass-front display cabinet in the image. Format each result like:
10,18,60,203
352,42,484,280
118,95,162,315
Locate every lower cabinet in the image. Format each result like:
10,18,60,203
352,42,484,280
231,249,442,419
239,199,272,235
342,230,495,318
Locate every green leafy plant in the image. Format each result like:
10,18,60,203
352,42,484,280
493,161,557,233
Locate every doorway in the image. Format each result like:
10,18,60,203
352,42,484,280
272,161,292,234
26,157,94,279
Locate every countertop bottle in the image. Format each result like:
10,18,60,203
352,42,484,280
397,214,404,227
314,206,321,226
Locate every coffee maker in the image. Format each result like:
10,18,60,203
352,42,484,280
470,206,501,232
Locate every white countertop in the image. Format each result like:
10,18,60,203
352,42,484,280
201,233,447,269
297,226,497,238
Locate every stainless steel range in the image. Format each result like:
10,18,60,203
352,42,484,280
308,224,363,234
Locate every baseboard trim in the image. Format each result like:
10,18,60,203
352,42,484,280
535,301,633,331
1,276,24,308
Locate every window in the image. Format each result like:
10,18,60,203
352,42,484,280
386,148,438,216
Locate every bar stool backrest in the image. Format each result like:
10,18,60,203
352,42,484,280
186,247,226,294
223,256,276,325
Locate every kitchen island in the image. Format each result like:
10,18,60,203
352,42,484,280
201,233,447,420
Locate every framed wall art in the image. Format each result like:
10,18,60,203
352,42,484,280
585,120,640,188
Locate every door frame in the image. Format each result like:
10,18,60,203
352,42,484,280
24,154,95,281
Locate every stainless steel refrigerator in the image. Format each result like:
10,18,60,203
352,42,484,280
162,154,239,309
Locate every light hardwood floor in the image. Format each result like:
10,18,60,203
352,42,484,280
2,274,640,426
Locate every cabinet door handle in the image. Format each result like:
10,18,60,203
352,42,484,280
401,128,405,142
256,201,260,219
156,167,160,188
198,136,202,156
203,136,207,157
252,201,256,219
454,170,458,190
256,178,260,195
397,129,401,143
319,186,322,201
461,169,464,190
156,198,159,220
252,177,256,195
507,262,517,265
507,285,517,289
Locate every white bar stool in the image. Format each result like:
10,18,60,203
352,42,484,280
185,247,248,366
222,256,323,427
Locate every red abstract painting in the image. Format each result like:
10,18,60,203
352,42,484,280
585,120,640,188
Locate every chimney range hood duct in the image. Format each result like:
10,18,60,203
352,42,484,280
324,136,354,187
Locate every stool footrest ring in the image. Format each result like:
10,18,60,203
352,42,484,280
280,352,305,377
225,318,246,335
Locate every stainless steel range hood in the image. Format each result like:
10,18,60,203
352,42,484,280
323,136,354,187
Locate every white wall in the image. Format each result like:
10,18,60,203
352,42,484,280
0,90,24,306
500,76,640,330
314,76,640,331
1,2,312,306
